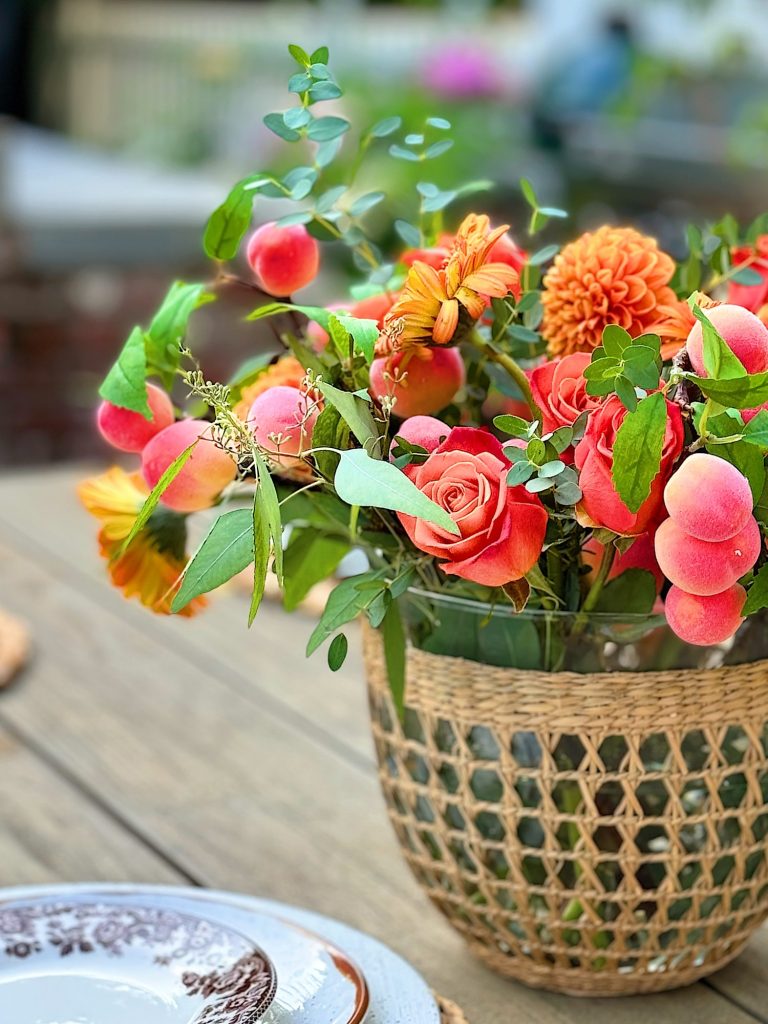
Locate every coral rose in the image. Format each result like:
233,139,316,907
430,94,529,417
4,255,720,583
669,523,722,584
528,353,602,435
728,236,768,317
541,226,677,358
398,427,548,586
574,395,683,536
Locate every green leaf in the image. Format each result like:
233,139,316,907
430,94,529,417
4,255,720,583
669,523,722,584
744,563,768,616
310,45,329,64
395,220,421,247
611,392,668,514
370,116,402,138
333,449,459,535
426,116,451,130
730,266,764,286
283,530,350,611
311,404,347,480
288,43,311,66
146,282,213,383
308,80,342,102
172,508,253,612
204,182,254,260
602,324,632,358
687,372,768,409
494,414,529,437
249,492,271,626
520,178,537,208
528,244,559,266
594,568,657,614
349,191,386,217
381,600,406,716
121,441,198,554
690,301,747,379
424,139,454,159
264,112,301,142
316,381,379,448
307,116,350,142
327,633,349,671
306,571,386,655
99,326,151,417
614,374,638,412
389,145,421,163
336,315,378,364
743,409,768,448
255,453,283,584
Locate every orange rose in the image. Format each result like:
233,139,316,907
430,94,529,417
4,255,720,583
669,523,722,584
528,353,602,435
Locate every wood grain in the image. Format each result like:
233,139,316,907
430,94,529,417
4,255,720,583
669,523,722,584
0,465,763,1023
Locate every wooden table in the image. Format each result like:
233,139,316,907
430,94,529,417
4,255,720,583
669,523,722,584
0,465,765,1023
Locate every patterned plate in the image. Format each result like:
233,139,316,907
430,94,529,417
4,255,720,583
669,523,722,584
0,898,277,1024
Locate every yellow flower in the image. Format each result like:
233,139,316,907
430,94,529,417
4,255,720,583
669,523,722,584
78,467,205,617
376,214,519,357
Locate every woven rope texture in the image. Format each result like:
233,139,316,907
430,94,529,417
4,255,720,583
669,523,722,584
364,624,768,996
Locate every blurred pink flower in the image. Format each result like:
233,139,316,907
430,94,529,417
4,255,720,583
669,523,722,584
422,44,501,99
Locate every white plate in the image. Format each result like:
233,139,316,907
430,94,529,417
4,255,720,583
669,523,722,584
0,885,441,1024
0,896,277,1024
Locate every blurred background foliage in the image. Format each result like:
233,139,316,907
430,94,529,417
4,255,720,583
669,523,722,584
1,0,767,464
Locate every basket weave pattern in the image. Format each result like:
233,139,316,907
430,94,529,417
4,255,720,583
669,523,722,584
364,625,768,996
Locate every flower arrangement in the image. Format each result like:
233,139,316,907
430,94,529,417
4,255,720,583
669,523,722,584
82,43,768,705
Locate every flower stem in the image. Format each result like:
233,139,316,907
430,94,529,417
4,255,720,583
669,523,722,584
468,331,543,423
581,543,616,613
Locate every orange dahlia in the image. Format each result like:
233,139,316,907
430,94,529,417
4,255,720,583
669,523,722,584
541,226,678,358
235,356,307,421
376,214,519,357
78,467,205,617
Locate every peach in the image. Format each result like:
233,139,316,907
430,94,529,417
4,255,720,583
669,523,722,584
246,222,319,296
141,419,237,513
686,303,768,376
743,401,768,423
248,385,320,473
665,584,746,646
370,347,465,418
97,383,174,453
351,292,398,325
664,453,753,541
389,415,449,475
654,515,760,596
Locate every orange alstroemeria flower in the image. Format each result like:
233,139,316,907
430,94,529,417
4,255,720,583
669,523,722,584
376,214,519,357
78,467,205,617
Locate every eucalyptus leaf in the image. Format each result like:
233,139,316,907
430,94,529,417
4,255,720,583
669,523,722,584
172,508,254,612
327,633,349,671
306,570,386,655
121,442,198,554
381,600,406,715
283,530,350,611
317,381,379,448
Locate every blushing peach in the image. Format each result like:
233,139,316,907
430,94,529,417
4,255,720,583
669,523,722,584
654,516,760,596
142,419,237,513
351,292,398,325
389,415,449,476
686,303,768,376
665,584,746,646
370,347,465,418
97,384,174,453
246,222,319,296
248,385,320,473
664,453,753,541
743,401,768,423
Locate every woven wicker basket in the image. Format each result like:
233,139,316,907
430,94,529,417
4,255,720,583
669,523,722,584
364,622,768,997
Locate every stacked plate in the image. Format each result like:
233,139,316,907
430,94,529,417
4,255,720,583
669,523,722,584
0,884,440,1023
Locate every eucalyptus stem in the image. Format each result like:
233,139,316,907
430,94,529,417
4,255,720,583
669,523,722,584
468,331,543,423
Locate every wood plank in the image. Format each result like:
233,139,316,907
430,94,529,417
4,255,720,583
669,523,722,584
0,468,759,1022
0,722,181,886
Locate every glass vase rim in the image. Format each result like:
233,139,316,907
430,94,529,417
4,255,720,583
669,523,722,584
404,585,666,625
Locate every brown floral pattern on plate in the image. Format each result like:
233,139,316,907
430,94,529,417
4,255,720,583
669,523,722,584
0,901,277,1023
